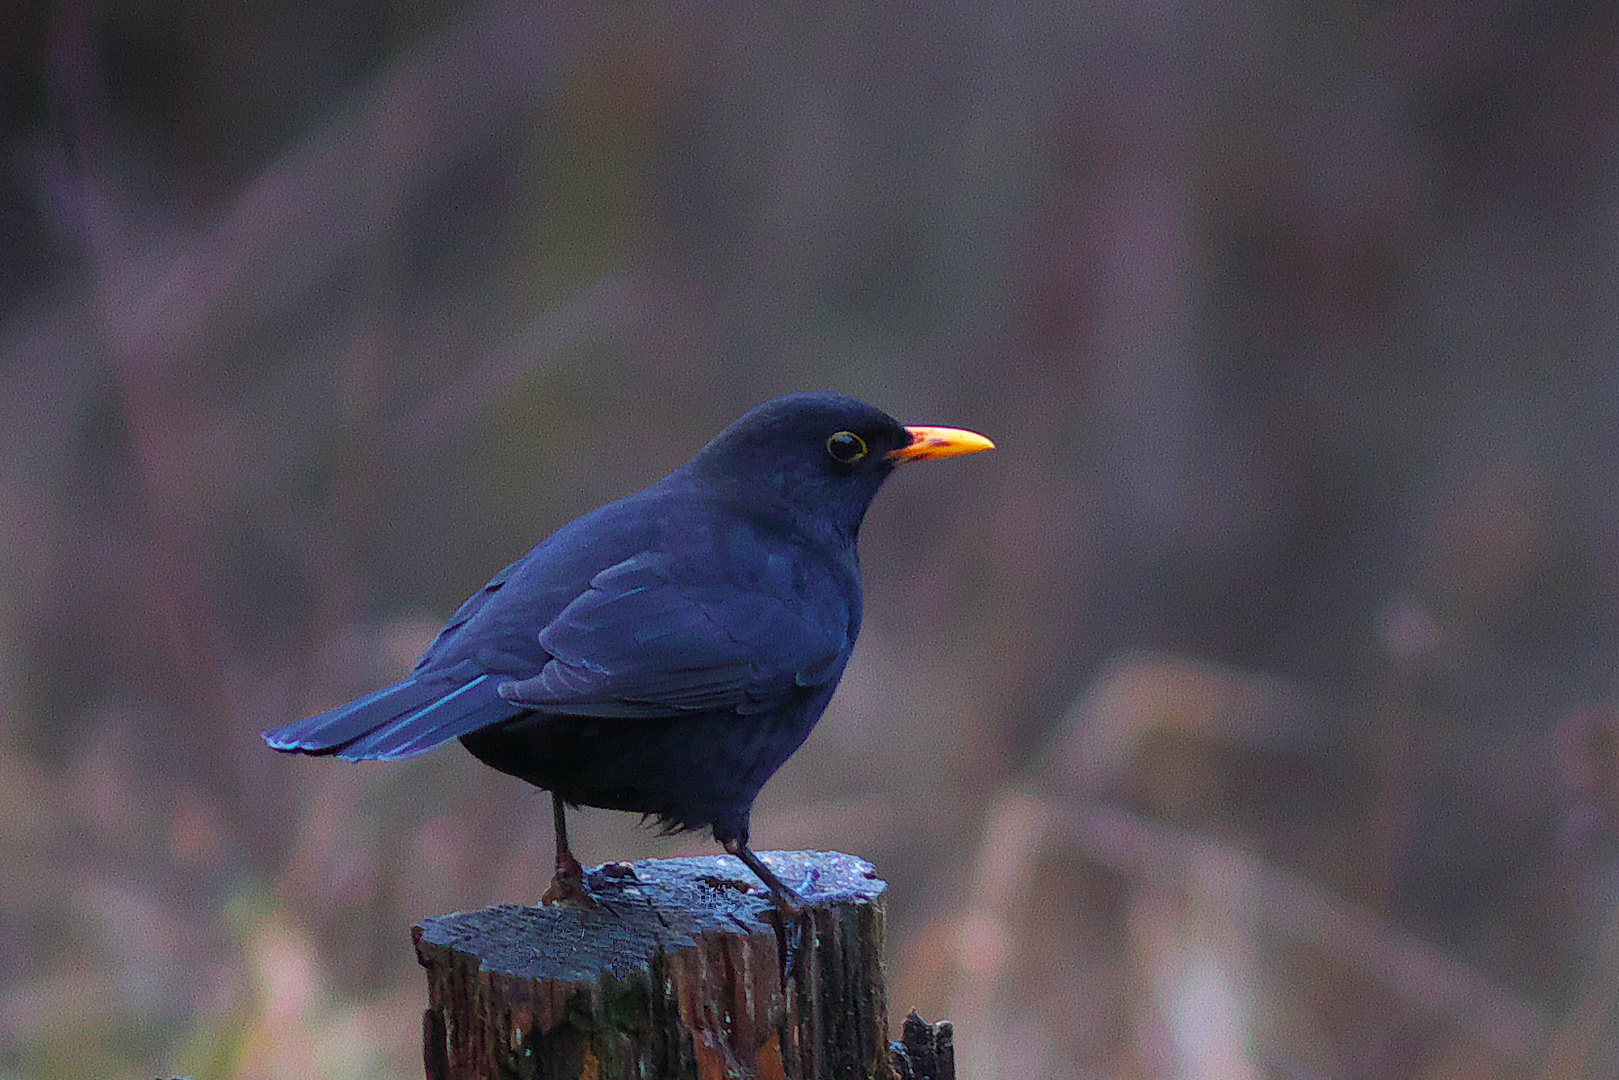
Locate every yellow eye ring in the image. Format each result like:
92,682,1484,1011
825,430,869,464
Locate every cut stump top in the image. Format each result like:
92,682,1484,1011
416,849,884,982
414,850,894,1080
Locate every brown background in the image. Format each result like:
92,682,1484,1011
4,1,1619,1077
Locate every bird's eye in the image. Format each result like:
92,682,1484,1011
825,430,868,464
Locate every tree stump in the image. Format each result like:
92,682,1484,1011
414,850,936,1080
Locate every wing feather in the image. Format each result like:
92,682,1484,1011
499,551,852,718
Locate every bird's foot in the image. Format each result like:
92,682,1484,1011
766,881,806,918
722,840,805,917
719,842,811,980
541,849,605,910
540,872,603,910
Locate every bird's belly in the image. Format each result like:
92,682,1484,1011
458,691,828,840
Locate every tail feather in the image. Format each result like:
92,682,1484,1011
336,676,522,761
263,661,524,761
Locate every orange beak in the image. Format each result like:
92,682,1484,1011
888,425,996,464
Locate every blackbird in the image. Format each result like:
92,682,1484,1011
264,392,992,913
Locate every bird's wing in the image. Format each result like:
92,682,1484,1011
410,495,668,677
496,550,852,718
428,558,520,651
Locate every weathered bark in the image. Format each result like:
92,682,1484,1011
889,1011,955,1080
414,851,895,1079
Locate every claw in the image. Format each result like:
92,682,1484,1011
540,869,602,910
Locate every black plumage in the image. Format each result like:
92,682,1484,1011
264,392,992,911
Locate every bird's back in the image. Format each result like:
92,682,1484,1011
268,471,863,804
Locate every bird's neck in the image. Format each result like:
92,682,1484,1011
670,465,870,554
730,494,863,562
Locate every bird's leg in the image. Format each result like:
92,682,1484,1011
723,838,805,916
540,792,598,909
551,790,584,879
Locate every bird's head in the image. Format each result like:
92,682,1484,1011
684,391,994,543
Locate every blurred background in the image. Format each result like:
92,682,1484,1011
4,0,1619,1077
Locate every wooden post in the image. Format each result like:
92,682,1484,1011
413,850,949,1080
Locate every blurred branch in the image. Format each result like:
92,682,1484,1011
1535,892,1619,1080
36,0,611,849
383,273,650,466
950,788,1545,1066
3,0,604,435
1055,797,1545,1054
87,0,594,374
